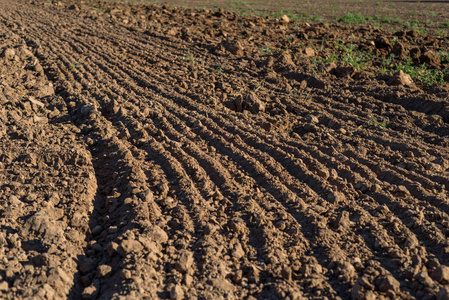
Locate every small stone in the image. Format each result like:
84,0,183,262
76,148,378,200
0,281,9,291
419,51,441,67
143,189,154,202
329,169,338,180
276,51,296,68
303,47,315,57
209,278,235,292
170,285,184,300
184,274,193,287
391,42,406,58
303,123,317,133
175,250,194,273
232,242,245,259
234,94,244,112
431,265,449,283
34,115,48,123
243,92,265,114
34,63,43,73
9,195,21,206
300,263,322,277
342,262,356,279
335,211,350,229
92,225,102,236
97,265,112,278
82,284,99,300
193,120,202,128
79,258,95,274
327,191,345,204
305,114,319,124
119,239,144,256
388,70,414,87
3,48,15,60
147,225,168,244
378,274,400,293
281,265,292,281
405,235,419,249
394,185,410,195
81,105,96,116
317,168,329,179
281,14,290,23
38,83,55,97
55,267,72,284
223,40,244,56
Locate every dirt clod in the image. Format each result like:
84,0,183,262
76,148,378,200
388,70,414,87
432,265,449,284
378,274,400,293
419,51,441,67
175,250,194,273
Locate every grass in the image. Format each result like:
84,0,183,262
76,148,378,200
439,50,449,63
260,47,273,54
337,12,368,24
334,42,372,69
181,50,195,63
69,61,83,69
312,42,372,70
366,118,387,128
393,58,447,85
308,42,447,86
215,61,227,72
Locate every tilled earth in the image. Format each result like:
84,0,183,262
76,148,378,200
1,0,449,299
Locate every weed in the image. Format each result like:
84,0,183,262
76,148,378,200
438,50,449,63
430,11,437,18
260,47,273,54
311,15,321,22
334,42,372,69
337,12,367,24
252,80,265,91
181,50,195,63
436,29,448,37
442,21,449,28
93,7,102,12
215,62,227,72
366,118,387,128
35,38,44,48
395,58,446,85
69,61,83,69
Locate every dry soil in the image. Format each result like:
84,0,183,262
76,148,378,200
1,0,449,299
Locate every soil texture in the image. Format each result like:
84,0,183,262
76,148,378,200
1,0,449,299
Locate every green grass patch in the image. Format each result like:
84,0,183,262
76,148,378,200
337,12,368,24
312,43,372,70
394,58,447,85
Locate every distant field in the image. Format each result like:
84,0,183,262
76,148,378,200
143,0,449,35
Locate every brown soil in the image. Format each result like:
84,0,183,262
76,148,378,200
1,0,449,299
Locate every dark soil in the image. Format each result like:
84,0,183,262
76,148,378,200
1,0,449,299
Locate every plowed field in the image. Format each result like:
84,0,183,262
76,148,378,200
1,0,449,299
